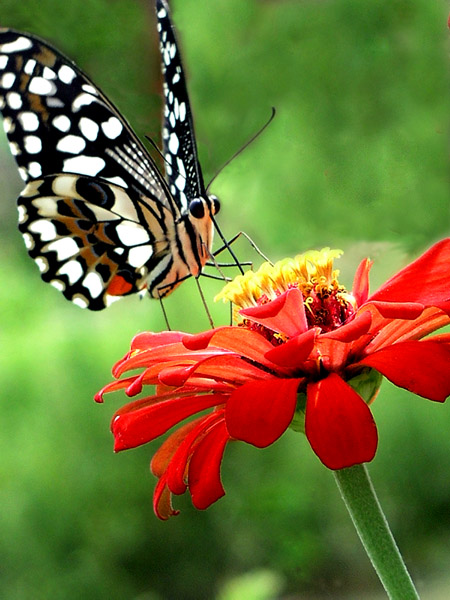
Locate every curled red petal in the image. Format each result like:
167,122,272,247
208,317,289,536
357,340,450,402
369,238,450,306
130,331,187,351
153,474,179,520
182,327,229,350
166,411,225,495
112,393,223,451
150,418,202,478
368,301,425,320
265,328,317,367
226,378,302,447
322,310,372,342
352,258,372,306
188,420,230,510
240,288,308,337
306,374,378,470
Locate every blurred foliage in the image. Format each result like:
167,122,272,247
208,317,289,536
0,0,449,598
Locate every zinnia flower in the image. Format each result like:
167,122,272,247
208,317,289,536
96,239,450,519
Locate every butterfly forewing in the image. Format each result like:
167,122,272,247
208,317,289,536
156,0,206,212
0,2,213,310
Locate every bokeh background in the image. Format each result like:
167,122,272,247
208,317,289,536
0,0,449,598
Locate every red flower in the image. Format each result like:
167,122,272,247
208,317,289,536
97,241,450,519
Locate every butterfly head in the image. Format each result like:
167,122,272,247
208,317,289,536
180,194,220,274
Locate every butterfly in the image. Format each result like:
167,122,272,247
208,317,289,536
0,0,220,310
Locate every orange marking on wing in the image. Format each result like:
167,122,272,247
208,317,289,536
107,275,133,296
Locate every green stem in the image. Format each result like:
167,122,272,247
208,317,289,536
334,464,420,600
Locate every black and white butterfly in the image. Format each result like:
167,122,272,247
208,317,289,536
0,0,220,310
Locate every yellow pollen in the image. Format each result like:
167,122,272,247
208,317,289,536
215,247,345,309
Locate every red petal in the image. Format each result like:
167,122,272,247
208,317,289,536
369,239,450,306
240,288,308,337
166,411,225,495
150,418,202,478
352,258,372,306
182,327,229,350
153,474,179,520
368,301,425,320
112,393,223,451
306,374,378,470
226,378,302,447
357,340,450,402
322,310,372,342
264,328,317,367
188,420,229,510
130,331,187,351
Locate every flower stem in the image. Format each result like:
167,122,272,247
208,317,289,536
334,464,420,599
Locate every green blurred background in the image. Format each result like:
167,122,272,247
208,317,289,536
1,0,449,598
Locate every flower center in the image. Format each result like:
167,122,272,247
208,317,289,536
217,248,357,335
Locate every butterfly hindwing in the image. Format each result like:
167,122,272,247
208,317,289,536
18,174,177,309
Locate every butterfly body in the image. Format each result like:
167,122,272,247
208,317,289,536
0,0,218,309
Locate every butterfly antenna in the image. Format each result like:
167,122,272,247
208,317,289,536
206,107,276,193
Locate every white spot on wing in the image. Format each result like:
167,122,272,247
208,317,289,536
3,116,13,133
43,67,56,80
28,219,57,241
6,91,22,109
128,245,153,268
116,222,150,246
24,135,42,154
56,134,86,154
24,59,36,75
72,295,89,309
0,37,33,53
57,260,84,284
168,132,179,154
52,114,71,132
22,232,33,249
73,93,96,110
18,111,40,131
82,84,97,95
46,237,79,261
58,65,76,84
101,116,123,140
104,176,127,188
179,102,186,122
50,280,65,292
78,117,99,141
9,141,20,156
0,72,15,89
28,77,55,95
28,162,42,178
83,272,104,298
63,155,105,176
0,55,8,69
35,256,49,273
17,205,27,224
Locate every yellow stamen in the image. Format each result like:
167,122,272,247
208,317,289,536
215,248,344,308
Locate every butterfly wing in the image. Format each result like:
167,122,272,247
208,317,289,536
156,0,206,212
0,28,191,308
